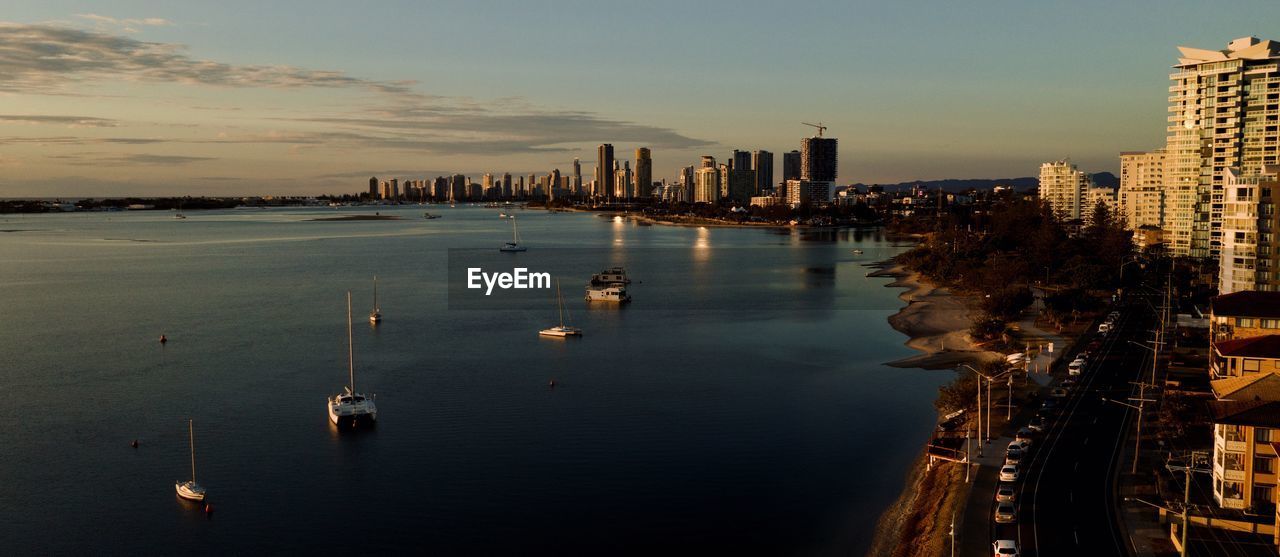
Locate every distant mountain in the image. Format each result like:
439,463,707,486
856,171,1117,192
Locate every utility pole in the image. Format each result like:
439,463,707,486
1167,451,1210,557
949,513,956,557
1102,382,1155,475
1007,375,1014,421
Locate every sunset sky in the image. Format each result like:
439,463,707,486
4,0,1280,196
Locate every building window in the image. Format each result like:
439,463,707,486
1260,428,1274,443
1265,319,1280,329
1226,451,1246,471
1244,359,1262,372
1224,480,1246,500
1240,318,1258,327
1226,425,1248,442
1256,456,1276,474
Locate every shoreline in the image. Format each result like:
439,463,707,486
864,261,1000,557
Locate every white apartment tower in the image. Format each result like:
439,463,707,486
1220,166,1280,294
1166,37,1280,259
1039,160,1094,221
1119,150,1167,231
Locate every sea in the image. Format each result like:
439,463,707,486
0,205,950,556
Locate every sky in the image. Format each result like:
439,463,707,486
3,0,1280,196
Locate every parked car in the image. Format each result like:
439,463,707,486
995,502,1017,524
992,540,1020,557
1068,360,1083,376
1015,430,1034,447
1027,416,1046,432
1050,387,1068,398
1004,452,1022,466
1098,323,1112,334
1041,398,1059,411
1062,376,1078,387
996,485,1016,503
1008,439,1030,452
999,464,1018,482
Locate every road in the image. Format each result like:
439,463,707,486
1009,295,1155,556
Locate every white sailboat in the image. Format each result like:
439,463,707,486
174,419,206,502
329,292,378,428
369,276,382,325
540,280,582,337
499,215,527,252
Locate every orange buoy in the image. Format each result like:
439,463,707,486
159,334,168,344
130,439,139,448
548,379,557,388
204,504,212,515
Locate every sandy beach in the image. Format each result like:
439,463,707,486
870,263,1001,370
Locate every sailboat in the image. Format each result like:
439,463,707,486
540,280,582,337
329,292,378,428
174,419,206,502
369,276,382,325
174,200,186,219
499,215,527,252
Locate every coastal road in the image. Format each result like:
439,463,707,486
1012,294,1155,557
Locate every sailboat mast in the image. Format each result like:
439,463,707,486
557,279,565,327
512,216,519,244
373,276,379,311
347,291,355,393
188,419,196,483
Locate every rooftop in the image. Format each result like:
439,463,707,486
1212,371,1280,401
1208,399,1280,428
1177,37,1280,67
1215,335,1280,358
1211,291,1280,319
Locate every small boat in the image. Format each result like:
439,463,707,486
499,215,527,252
175,419,206,502
591,267,630,285
852,249,864,255
585,285,630,303
329,292,378,428
369,276,382,325
541,280,582,337
423,212,441,220
499,212,509,218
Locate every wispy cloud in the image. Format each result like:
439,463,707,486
0,114,117,127
73,13,173,33
0,21,712,160
46,152,214,166
0,22,414,94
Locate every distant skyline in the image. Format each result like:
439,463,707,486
2,1,1280,196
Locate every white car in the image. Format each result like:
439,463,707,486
1068,361,1083,376
992,539,1020,557
999,464,1018,482
1008,439,1030,453
995,502,1017,524
996,485,1016,503
1099,322,1112,334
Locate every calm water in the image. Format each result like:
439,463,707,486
0,206,948,556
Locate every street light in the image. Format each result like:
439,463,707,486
958,364,984,456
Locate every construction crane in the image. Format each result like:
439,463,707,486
801,122,827,137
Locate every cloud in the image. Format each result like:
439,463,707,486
0,114,117,127
0,135,163,145
315,169,458,179
73,14,173,31
45,152,214,166
0,22,414,94
0,21,712,158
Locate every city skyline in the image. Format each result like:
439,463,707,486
4,1,1280,196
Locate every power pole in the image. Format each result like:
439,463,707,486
1167,451,1211,557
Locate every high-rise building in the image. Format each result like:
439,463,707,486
1039,160,1094,221
450,174,466,202
732,150,752,172
368,176,379,198
724,167,757,204
572,158,583,194
782,150,801,186
1220,166,1280,294
615,161,633,199
502,173,513,199
680,165,695,195
596,144,615,198
1119,150,1167,231
635,148,652,200
1165,37,1280,258
390,178,400,200
801,137,837,182
753,150,774,194
694,156,720,203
